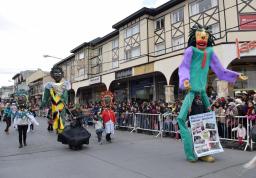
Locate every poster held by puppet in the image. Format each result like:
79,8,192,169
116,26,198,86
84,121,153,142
189,112,223,158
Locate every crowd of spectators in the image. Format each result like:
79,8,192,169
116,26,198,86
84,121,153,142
74,90,256,122
69,91,256,143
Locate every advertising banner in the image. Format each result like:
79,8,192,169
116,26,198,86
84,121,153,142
240,15,256,30
189,112,224,157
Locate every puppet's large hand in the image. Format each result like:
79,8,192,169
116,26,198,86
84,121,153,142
183,80,191,90
238,73,248,81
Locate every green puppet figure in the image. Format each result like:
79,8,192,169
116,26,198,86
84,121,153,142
178,24,248,162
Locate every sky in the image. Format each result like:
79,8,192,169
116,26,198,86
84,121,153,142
0,0,169,87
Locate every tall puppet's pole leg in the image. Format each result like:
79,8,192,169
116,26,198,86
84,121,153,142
198,91,215,162
177,91,196,161
201,91,211,110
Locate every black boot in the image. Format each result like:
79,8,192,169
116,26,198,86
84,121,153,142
106,133,111,143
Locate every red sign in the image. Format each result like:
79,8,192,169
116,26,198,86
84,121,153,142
240,15,256,30
236,38,256,59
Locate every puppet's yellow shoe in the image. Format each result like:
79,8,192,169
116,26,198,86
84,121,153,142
187,156,197,163
188,159,197,163
199,155,215,163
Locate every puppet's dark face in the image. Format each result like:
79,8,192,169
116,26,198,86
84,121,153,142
51,69,63,83
196,29,209,50
17,96,27,109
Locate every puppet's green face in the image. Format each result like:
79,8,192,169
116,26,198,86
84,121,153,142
196,29,209,50
104,97,111,107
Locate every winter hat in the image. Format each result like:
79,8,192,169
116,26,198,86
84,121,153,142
228,102,236,107
235,98,243,105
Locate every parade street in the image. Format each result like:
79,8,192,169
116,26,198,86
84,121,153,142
0,117,255,178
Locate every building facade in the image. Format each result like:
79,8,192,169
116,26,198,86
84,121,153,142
12,70,35,95
0,86,14,102
26,69,53,109
56,0,256,104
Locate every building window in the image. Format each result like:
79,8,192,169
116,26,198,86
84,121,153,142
171,8,184,24
91,66,101,74
91,57,98,67
125,46,140,60
112,39,119,60
78,68,84,76
112,38,118,49
208,23,220,39
78,52,84,60
90,56,102,74
98,47,102,56
190,0,218,16
172,35,184,51
93,47,102,57
112,38,119,68
126,24,139,38
112,60,119,69
155,42,165,55
155,17,165,30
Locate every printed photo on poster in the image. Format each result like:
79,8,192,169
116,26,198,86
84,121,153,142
205,122,215,129
194,135,205,145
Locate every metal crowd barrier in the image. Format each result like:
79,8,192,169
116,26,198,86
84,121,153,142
248,119,256,151
115,112,256,151
132,113,162,137
115,112,162,137
216,115,250,151
161,113,179,139
115,112,135,130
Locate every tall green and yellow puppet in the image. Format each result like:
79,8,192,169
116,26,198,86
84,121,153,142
178,23,247,162
41,66,71,133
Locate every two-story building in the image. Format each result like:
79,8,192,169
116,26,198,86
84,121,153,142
0,86,14,102
56,0,256,105
26,69,53,109
12,70,35,96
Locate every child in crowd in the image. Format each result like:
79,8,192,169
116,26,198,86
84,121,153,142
232,123,246,145
93,112,104,144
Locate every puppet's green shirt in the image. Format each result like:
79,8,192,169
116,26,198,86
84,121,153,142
189,47,213,92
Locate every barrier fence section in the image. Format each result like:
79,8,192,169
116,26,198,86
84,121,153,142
248,119,256,151
115,112,255,151
133,113,162,137
161,113,179,139
115,112,135,130
161,114,254,151
216,115,250,151
115,112,162,136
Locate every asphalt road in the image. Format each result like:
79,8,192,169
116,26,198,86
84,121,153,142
0,117,255,178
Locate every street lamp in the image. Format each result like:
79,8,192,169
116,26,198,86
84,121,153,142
43,54,62,60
